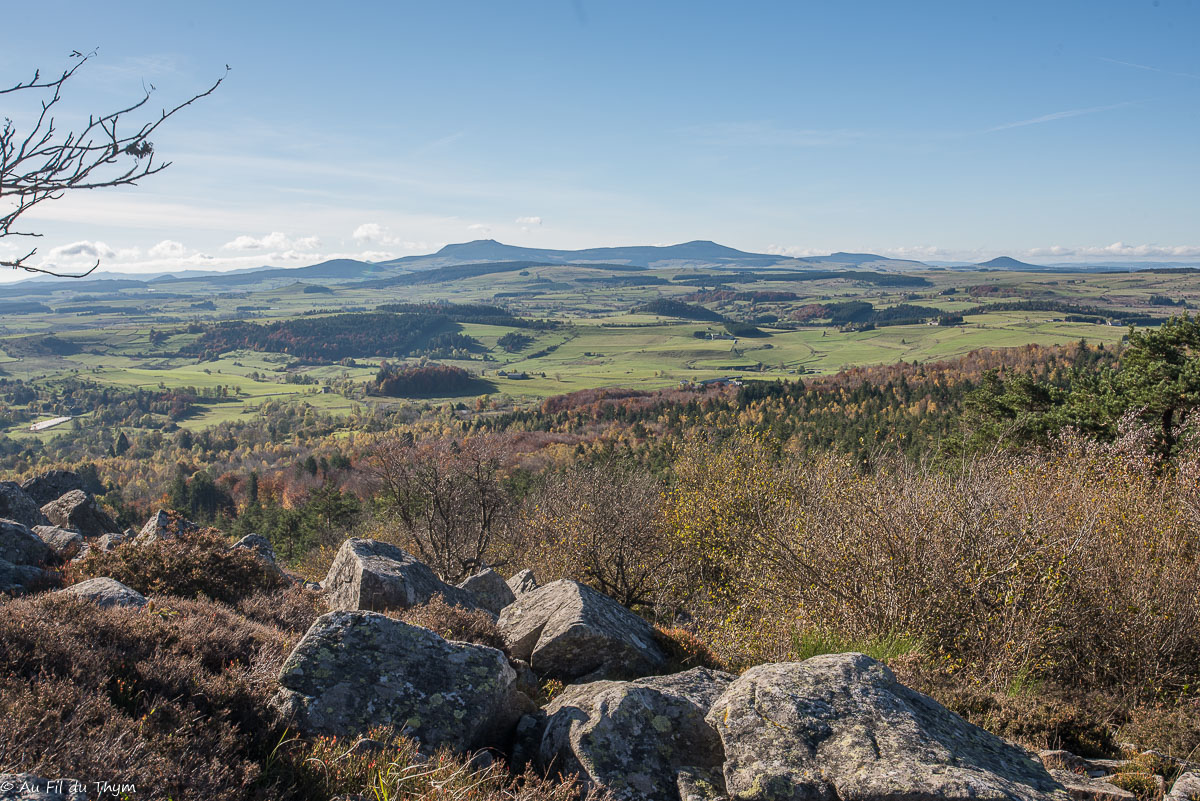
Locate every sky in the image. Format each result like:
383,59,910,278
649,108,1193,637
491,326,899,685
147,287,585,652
1,0,1198,282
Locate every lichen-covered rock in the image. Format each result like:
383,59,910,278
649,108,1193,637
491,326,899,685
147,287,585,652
32,525,84,561
134,509,198,545
59,577,148,609
498,579,666,681
20,470,86,506
323,538,480,613
507,568,539,596
1,519,51,566
707,653,1069,801
40,490,118,537
0,558,52,597
0,482,51,529
0,773,88,800
539,667,736,801
458,568,517,615
272,610,531,751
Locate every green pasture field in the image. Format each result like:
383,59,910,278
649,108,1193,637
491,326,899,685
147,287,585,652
1,263,1196,430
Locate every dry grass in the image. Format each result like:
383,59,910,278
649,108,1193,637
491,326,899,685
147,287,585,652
396,595,509,654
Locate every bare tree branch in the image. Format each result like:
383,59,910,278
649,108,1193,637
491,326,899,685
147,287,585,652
0,49,226,277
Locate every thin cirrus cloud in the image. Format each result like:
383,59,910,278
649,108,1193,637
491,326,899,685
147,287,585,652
515,216,542,225
979,102,1133,134
1098,57,1200,82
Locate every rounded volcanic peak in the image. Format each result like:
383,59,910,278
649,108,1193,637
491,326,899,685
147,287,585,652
978,255,1046,270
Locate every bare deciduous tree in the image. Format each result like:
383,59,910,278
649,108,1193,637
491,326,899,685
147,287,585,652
1,50,227,277
365,434,511,582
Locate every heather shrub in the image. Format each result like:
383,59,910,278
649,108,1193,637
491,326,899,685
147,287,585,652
237,585,327,634
74,529,290,604
654,626,723,672
273,726,611,801
0,593,294,800
397,594,509,654
666,432,1200,696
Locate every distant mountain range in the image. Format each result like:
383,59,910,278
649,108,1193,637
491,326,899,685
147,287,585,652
8,240,1198,293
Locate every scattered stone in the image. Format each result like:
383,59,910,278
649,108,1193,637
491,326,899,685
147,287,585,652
498,579,666,681
272,610,531,751
135,509,198,545
458,568,517,615
20,470,86,506
0,482,51,529
507,568,539,596
0,558,52,597
707,653,1068,801
59,577,148,609
1168,772,1200,801
40,490,118,537
32,526,84,561
0,518,52,566
323,538,480,613
0,773,88,800
1049,771,1135,801
539,667,735,801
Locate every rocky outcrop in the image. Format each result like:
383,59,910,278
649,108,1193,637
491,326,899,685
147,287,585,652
707,653,1067,801
458,568,517,615
134,509,198,545
32,526,84,561
323,538,480,613
272,610,531,751
0,774,88,800
508,568,539,596
539,667,736,801
40,490,118,537
498,579,666,681
20,470,86,506
1048,771,1134,801
1,519,52,566
0,482,51,529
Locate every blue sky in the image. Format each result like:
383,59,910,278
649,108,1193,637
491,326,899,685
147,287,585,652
2,0,1198,280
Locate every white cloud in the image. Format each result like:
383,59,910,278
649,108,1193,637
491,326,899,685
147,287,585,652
223,232,320,251
515,216,542,225
353,223,386,243
47,240,116,261
148,240,187,258
1029,242,1200,259
467,223,491,233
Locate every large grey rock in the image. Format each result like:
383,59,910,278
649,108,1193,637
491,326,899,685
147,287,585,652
1048,771,1134,801
707,653,1067,801
134,509,198,545
59,577,148,609
323,538,480,613
539,667,736,801
272,610,530,751
40,490,117,537
1168,773,1200,801
0,519,51,566
0,482,50,529
0,774,87,800
20,470,86,506
32,525,84,561
458,568,517,615
498,579,666,681
0,558,52,597
508,568,539,596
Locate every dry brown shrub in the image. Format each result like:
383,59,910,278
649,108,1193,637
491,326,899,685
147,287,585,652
236,585,327,634
666,432,1200,696
397,594,509,654
72,529,290,604
0,593,294,800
